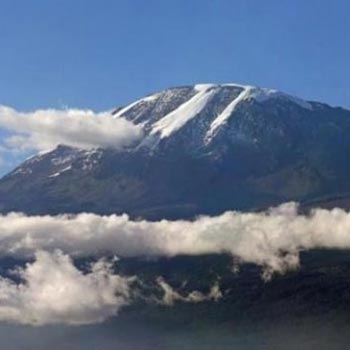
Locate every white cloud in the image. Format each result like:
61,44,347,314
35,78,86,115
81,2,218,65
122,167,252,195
0,249,223,326
0,203,350,325
0,250,132,326
0,105,143,152
0,203,350,276
156,277,222,305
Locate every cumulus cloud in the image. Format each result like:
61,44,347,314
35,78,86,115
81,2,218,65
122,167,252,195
0,203,350,276
0,250,223,326
0,105,143,152
0,250,132,326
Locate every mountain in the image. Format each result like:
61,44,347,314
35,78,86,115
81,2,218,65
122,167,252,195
1,83,350,218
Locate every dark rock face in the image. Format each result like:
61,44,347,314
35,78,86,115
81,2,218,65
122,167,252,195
1,84,350,218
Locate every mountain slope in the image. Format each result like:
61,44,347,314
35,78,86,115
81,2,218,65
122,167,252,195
1,83,350,218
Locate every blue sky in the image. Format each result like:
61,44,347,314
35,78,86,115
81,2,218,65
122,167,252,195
0,0,350,174
1,0,350,110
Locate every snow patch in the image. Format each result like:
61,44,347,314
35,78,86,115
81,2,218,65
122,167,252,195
49,165,72,178
11,167,33,176
194,84,215,91
205,85,313,142
250,88,313,110
151,85,217,138
113,94,160,118
51,153,77,166
206,87,253,141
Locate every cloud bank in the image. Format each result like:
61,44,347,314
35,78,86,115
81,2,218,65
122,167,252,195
0,203,349,275
0,203,350,325
0,105,143,152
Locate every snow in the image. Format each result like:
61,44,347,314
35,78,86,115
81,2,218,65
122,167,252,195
208,83,312,110
111,83,314,146
51,154,76,166
222,83,254,89
81,149,102,171
249,88,313,110
48,172,60,178
113,94,160,118
37,149,54,156
48,165,72,178
205,85,313,142
11,167,32,176
219,84,313,110
194,84,215,91
22,149,54,165
151,85,217,138
206,87,252,140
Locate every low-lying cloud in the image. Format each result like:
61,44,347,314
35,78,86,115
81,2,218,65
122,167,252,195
0,105,143,152
0,250,132,326
0,250,222,326
0,203,349,274
0,203,350,325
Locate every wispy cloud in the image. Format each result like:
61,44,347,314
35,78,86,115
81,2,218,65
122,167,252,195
0,105,143,152
156,277,222,305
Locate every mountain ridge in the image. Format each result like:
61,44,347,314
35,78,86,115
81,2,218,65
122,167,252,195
1,83,350,218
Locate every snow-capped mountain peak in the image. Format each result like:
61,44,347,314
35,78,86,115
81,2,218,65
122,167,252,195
2,82,350,219
150,84,217,139
111,83,316,150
